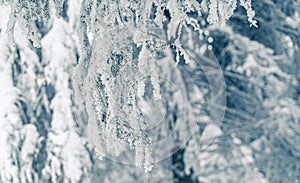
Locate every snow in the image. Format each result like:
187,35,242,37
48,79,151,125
0,0,299,182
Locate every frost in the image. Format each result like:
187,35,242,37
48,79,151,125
202,0,257,27
1,0,257,49
1,0,300,182
1,0,257,173
72,0,238,170
240,0,258,27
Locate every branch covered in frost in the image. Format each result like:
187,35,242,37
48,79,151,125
1,0,257,48
71,0,257,171
202,0,257,27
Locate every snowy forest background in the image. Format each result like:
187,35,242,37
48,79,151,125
0,0,300,182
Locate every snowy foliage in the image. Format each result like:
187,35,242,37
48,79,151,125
71,0,252,170
182,1,300,181
1,0,300,182
0,2,94,182
199,0,258,27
